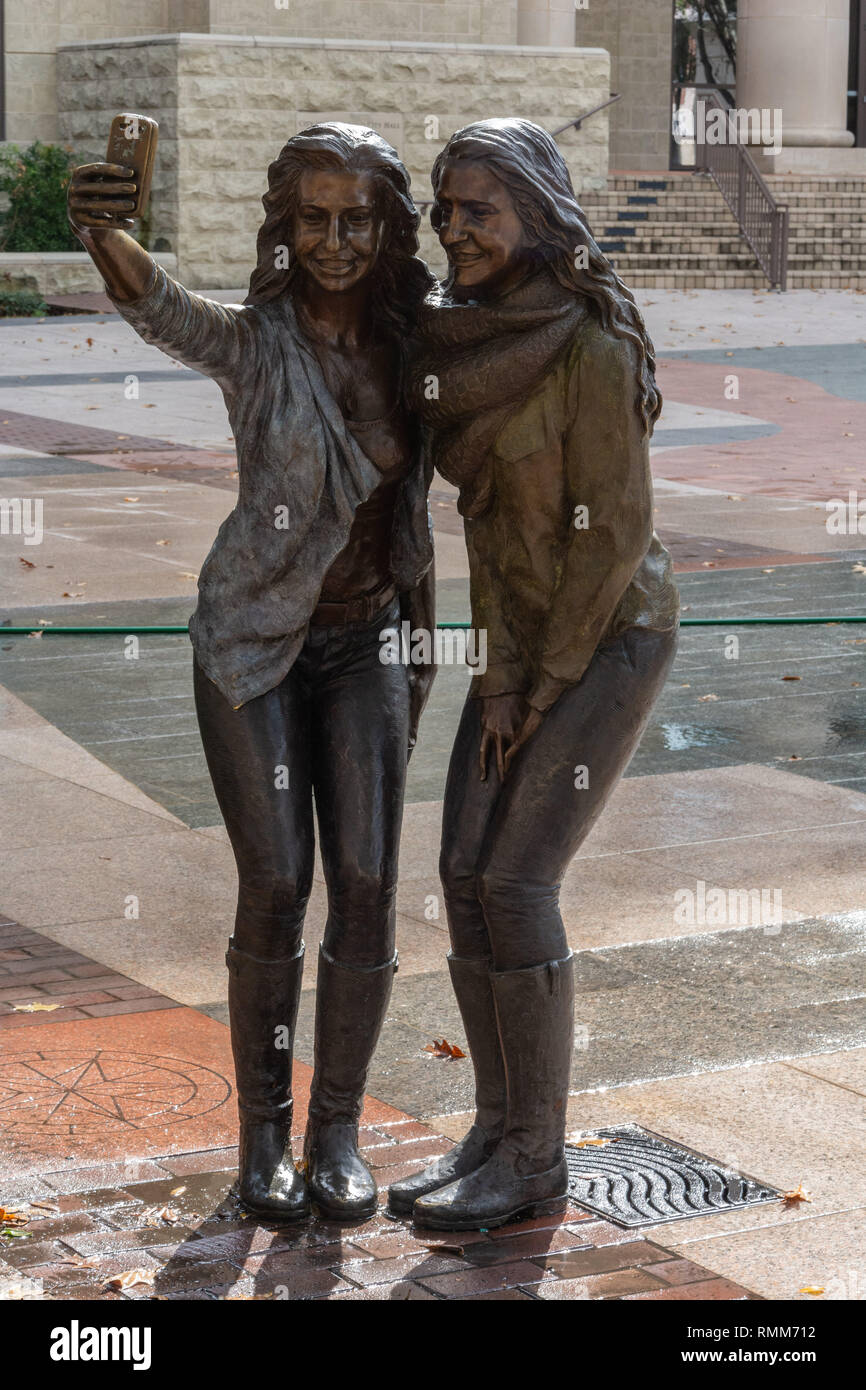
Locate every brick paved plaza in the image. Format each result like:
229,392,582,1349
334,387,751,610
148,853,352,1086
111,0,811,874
0,286,863,1307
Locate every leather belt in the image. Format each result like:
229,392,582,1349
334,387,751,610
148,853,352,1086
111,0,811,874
309,580,397,628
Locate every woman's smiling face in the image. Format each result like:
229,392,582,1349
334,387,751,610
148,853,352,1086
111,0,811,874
292,168,383,293
434,160,533,295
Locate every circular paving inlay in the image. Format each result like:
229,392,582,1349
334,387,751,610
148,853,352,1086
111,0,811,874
0,1048,231,1162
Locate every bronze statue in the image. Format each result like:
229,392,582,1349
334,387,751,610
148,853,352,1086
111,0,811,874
68,123,436,1221
388,119,680,1230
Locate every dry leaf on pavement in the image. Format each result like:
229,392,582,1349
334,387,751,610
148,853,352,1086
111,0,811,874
0,1207,28,1225
782,1183,812,1205
103,1268,157,1290
424,1038,466,1059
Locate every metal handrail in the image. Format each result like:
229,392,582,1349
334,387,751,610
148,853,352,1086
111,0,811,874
551,93,622,138
696,89,789,291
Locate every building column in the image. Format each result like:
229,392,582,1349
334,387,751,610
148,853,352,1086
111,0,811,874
517,1,575,47
738,0,853,148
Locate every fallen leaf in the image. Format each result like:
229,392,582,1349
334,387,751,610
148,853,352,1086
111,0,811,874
122,496,140,503
762,568,775,574
142,1205,182,1226
19,557,35,569
781,675,801,682
424,1038,466,1060
0,1207,28,1225
103,1268,157,1290
574,1137,611,1148
156,538,170,546
61,592,84,599
179,572,199,580
800,1286,825,1297
852,564,866,575
424,1243,465,1256
698,694,720,702
28,1201,59,1214
781,1183,812,1205
59,1254,100,1269
12,1001,62,1013
169,1186,187,1197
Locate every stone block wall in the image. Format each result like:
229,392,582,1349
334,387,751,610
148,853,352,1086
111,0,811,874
574,0,672,171
3,0,171,142
4,0,521,143
58,34,610,288
207,1,519,45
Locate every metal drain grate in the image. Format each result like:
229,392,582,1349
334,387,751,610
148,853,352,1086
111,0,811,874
565,1124,783,1228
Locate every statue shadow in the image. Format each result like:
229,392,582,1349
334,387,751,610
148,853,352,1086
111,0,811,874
148,1173,360,1301
148,1171,568,1299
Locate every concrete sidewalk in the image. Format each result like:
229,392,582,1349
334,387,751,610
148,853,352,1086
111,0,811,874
1,286,864,1301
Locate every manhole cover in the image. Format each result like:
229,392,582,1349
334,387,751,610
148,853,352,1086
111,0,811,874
565,1124,782,1227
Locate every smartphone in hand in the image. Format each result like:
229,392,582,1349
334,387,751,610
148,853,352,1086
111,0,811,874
105,113,158,219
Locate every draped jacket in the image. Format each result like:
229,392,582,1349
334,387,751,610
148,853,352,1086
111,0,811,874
113,266,434,708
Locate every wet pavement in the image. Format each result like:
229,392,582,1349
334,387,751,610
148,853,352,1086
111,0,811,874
3,560,866,818
1,289,865,1301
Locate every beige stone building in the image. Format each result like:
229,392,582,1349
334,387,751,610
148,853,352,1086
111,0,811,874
1,2,865,289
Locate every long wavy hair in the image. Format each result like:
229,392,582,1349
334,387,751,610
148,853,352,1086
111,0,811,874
431,118,662,435
245,123,434,335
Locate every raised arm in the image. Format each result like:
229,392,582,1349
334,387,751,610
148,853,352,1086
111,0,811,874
68,161,256,385
68,161,159,302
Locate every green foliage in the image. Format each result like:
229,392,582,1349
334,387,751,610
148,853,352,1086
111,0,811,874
0,289,47,318
0,142,80,252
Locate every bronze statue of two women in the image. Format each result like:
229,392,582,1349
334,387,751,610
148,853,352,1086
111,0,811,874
68,116,679,1231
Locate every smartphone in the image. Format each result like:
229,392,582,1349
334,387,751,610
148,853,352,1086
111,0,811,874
105,113,159,218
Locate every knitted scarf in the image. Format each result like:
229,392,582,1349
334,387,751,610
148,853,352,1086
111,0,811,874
408,267,587,517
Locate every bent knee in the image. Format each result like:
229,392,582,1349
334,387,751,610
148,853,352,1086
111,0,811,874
238,868,311,920
477,868,557,915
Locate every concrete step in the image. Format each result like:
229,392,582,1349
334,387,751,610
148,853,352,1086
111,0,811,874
620,270,866,287
600,234,866,255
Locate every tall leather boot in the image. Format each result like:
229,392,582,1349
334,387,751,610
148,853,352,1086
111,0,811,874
226,938,310,1221
413,952,574,1231
388,954,506,1216
303,945,397,1220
